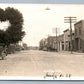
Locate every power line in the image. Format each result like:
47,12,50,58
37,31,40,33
64,16,77,53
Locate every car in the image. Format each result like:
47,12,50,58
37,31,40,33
0,44,7,60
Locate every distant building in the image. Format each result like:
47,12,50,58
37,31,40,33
58,34,64,51
39,36,58,51
47,36,57,51
46,35,64,51
28,46,39,50
39,38,48,51
39,35,64,52
74,20,84,52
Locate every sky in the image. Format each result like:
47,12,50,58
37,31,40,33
0,4,84,47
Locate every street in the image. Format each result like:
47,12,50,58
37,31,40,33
0,50,84,77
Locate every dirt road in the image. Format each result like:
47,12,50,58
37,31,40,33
0,50,84,77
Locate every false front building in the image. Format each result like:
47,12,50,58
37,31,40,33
74,20,84,52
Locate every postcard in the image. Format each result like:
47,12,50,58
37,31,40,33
0,3,84,80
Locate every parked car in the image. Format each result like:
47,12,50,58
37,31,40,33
0,44,7,60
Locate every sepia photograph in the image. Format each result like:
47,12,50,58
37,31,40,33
0,3,84,80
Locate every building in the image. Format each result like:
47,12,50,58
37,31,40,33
58,34,64,51
39,39,44,50
74,20,84,52
63,29,70,51
47,36,57,51
47,36,56,50
39,35,64,52
39,20,84,53
39,38,48,51
68,31,75,51
63,28,75,51
39,28,75,52
46,35,64,52
28,46,39,50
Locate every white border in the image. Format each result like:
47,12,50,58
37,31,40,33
0,76,84,80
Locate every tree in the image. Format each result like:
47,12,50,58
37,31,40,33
0,7,25,46
0,8,6,21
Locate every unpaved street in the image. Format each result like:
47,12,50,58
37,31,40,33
0,50,84,77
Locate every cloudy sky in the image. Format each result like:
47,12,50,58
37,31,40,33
0,4,84,46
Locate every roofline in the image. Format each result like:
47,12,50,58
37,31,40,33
63,29,69,32
74,20,84,25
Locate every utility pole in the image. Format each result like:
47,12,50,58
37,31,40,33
64,17,77,53
53,28,59,52
56,28,58,52
47,34,50,51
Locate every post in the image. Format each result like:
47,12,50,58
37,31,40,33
47,35,50,51
64,17,77,53
70,17,72,53
56,28,58,52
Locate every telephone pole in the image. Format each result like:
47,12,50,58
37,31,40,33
64,17,77,53
56,28,58,52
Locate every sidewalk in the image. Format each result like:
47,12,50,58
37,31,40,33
57,51,84,55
